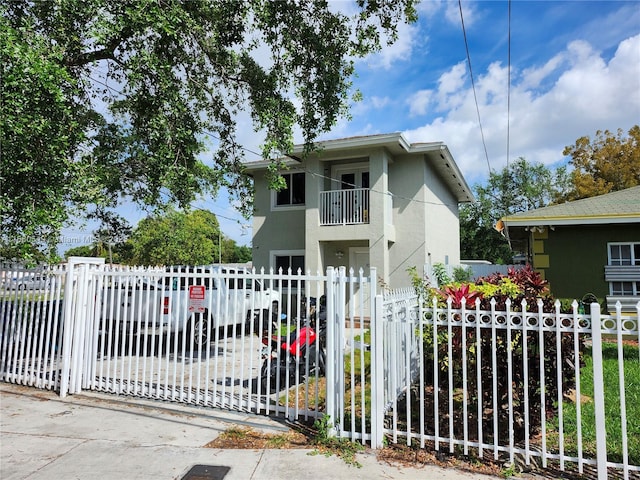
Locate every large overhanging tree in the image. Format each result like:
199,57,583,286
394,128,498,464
1,0,417,259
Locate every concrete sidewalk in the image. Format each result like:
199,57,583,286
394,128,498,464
0,383,501,480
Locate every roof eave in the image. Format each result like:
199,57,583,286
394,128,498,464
503,214,640,227
435,145,475,203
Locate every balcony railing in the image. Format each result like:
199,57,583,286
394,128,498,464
319,188,370,226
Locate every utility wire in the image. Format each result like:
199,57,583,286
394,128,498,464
507,0,512,169
458,0,491,175
205,129,460,208
302,168,459,208
86,70,460,214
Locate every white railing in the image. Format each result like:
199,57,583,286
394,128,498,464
373,292,640,479
319,188,370,225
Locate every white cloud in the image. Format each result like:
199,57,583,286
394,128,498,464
444,0,473,27
371,96,391,109
520,53,566,90
404,34,640,186
434,61,468,111
365,21,419,70
416,0,475,28
408,89,433,116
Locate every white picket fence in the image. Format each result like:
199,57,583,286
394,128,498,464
2,259,639,479
376,290,640,479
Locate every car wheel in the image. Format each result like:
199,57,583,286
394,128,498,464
187,312,211,350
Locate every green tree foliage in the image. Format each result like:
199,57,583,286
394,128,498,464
0,19,88,260
62,209,247,265
63,245,96,258
459,197,513,264
126,209,222,266
460,158,566,263
1,0,417,258
221,239,251,264
562,125,640,200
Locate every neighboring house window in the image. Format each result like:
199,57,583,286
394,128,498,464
608,243,640,266
607,242,640,298
272,251,304,288
610,281,639,296
274,172,305,207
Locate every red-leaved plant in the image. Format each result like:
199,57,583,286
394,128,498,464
435,283,483,309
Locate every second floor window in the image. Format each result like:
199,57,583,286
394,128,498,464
276,172,305,206
609,243,640,266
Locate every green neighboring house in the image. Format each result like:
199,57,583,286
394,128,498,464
501,186,640,313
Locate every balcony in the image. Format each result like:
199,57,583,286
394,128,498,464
319,188,370,226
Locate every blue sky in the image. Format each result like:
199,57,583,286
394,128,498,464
60,0,640,252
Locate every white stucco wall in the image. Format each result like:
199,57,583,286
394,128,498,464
387,155,427,287
251,172,306,270
247,137,466,287
423,160,461,267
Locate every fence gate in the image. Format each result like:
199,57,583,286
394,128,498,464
1,258,104,392
0,260,377,429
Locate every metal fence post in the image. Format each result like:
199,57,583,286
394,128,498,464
590,302,608,479
325,267,336,436
59,257,105,398
371,293,385,448
59,262,76,398
335,266,347,435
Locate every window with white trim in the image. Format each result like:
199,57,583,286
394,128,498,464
272,251,305,288
610,281,640,296
273,172,305,207
608,242,640,266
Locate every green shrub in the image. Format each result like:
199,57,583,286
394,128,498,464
452,265,472,283
408,264,582,445
432,262,451,286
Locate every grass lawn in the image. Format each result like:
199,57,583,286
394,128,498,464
286,330,640,469
287,330,372,428
551,341,640,465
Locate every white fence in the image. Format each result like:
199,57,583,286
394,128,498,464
376,290,640,479
0,260,376,426
425,263,526,284
2,260,639,479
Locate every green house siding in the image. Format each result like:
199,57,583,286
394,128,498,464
542,224,640,300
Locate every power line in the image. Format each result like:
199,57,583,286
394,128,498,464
507,0,512,169
302,167,459,209
85,70,460,213
458,0,492,175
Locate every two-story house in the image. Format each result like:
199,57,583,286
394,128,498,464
244,133,474,291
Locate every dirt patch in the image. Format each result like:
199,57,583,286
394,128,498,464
377,443,503,477
206,423,505,476
204,426,312,450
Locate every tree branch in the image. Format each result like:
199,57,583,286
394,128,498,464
65,27,132,67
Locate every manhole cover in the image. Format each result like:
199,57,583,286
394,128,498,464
181,465,230,480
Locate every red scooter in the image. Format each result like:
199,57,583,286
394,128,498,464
260,296,326,393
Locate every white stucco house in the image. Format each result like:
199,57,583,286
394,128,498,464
244,133,474,289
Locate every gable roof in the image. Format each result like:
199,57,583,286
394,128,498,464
243,132,474,202
502,185,640,227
